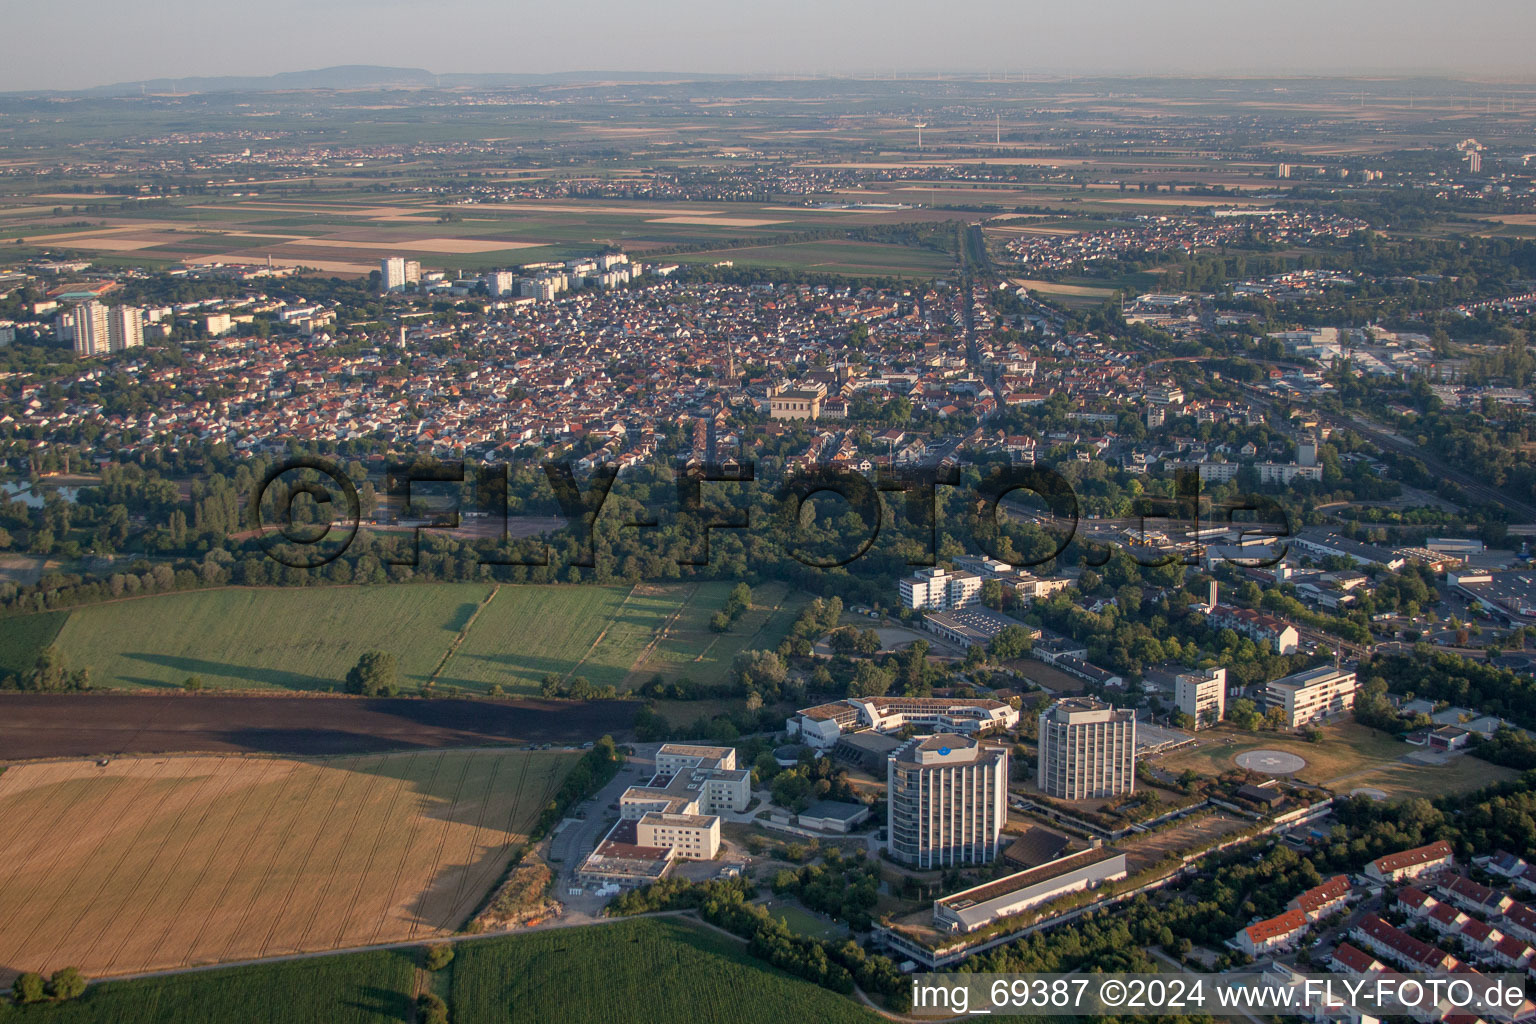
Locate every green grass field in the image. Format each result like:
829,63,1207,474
764,902,844,940
0,950,414,1024
44,585,491,691
623,581,808,688
449,917,879,1023
1153,721,1412,788
9,581,804,695
0,918,879,1023
435,584,673,693
0,611,66,681
674,239,955,277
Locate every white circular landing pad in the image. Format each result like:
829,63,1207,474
1236,749,1306,775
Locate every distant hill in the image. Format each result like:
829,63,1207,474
80,65,723,96
87,65,439,95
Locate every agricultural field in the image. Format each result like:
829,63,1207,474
6,580,798,695
622,581,807,688
42,584,491,690
1152,721,1411,789
435,584,674,693
0,950,415,1024
0,749,576,979
2,190,969,277
449,917,880,1023
674,239,955,277
0,610,65,681
0,917,880,1023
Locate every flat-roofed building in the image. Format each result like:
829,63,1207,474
1265,666,1357,728
1036,698,1136,800
887,733,1007,870
636,811,720,860
618,743,749,819
899,566,983,611
576,819,677,888
72,300,109,356
934,848,1127,933
108,305,144,351
797,800,871,833
1174,666,1226,728
789,696,1018,750
923,607,1037,650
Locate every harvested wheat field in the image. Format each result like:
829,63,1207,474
0,749,576,980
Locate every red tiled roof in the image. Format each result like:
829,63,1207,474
1371,840,1453,875
1245,908,1308,944
1330,943,1380,974
1294,874,1350,913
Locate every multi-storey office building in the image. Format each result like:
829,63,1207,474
887,733,1007,869
1036,698,1137,800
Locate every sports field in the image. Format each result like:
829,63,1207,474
0,749,576,979
16,581,805,695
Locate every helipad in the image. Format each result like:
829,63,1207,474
1236,749,1306,775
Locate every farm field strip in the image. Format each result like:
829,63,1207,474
451,917,881,1023
0,750,577,979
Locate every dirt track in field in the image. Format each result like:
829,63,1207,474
0,694,637,761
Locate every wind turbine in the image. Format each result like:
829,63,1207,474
914,122,927,150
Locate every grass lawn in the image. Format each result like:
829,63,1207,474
11,580,804,696
623,581,807,688
1153,721,1411,789
44,585,491,691
1335,756,1519,800
763,902,844,940
450,917,879,1023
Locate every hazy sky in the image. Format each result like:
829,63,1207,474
4,0,1534,91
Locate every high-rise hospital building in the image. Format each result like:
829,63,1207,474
1036,698,1137,800
887,733,1007,869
